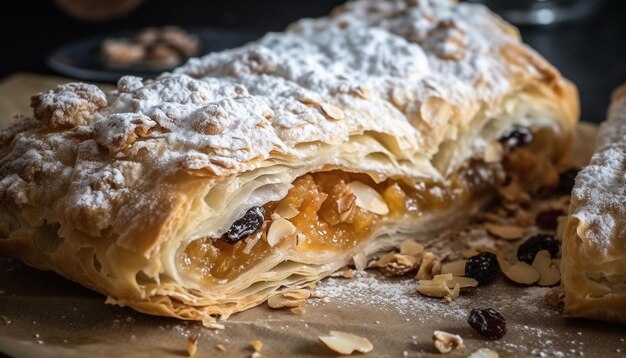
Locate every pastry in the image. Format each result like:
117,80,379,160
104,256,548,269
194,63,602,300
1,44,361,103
561,84,626,324
0,0,578,321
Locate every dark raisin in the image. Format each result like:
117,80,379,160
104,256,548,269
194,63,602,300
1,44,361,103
468,308,507,340
535,209,564,231
558,168,580,194
517,234,559,264
221,206,265,244
499,127,533,149
465,252,500,285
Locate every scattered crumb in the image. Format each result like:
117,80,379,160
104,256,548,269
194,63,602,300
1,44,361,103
251,352,261,358
251,340,263,352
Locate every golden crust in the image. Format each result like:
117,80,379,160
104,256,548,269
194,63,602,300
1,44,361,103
0,0,578,321
561,85,626,324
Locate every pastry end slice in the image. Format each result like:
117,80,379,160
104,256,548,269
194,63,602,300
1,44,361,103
561,84,626,324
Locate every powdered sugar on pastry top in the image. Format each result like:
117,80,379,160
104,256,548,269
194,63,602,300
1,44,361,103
569,89,626,258
0,0,568,235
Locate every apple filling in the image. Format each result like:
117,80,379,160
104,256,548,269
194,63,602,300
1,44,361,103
181,127,562,284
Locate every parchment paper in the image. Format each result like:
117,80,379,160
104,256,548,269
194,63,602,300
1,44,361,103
0,74,624,358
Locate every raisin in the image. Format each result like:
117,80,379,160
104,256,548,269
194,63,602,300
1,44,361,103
468,308,507,340
558,168,580,194
535,209,564,231
221,206,265,244
499,127,533,149
465,252,500,285
517,234,559,264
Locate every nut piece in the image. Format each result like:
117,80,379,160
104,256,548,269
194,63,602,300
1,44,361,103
282,289,311,300
485,223,525,240
399,240,425,257
318,331,373,355
216,344,226,352
337,194,357,222
354,86,372,99
320,103,345,120
274,202,299,219
503,261,540,285
347,181,390,215
446,276,478,289
1,315,10,325
266,218,296,246
484,142,504,163
468,348,499,358
532,250,560,286
432,330,465,354
441,260,466,276
416,274,472,300
187,335,198,357
353,252,368,271
251,340,263,352
267,291,307,309
290,306,306,316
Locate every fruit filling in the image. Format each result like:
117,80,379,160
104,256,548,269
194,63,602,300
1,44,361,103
181,127,562,284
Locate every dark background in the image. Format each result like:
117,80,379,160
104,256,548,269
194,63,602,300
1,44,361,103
2,0,626,122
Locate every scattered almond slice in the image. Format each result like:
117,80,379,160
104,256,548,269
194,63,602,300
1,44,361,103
374,251,396,268
295,233,306,246
353,252,368,271
347,181,389,215
187,335,198,357
215,344,226,352
445,276,478,289
441,260,466,276
503,261,540,285
496,255,511,271
274,202,299,219
318,331,373,355
290,306,306,316
251,352,261,358
399,240,424,257
267,293,306,309
532,250,560,286
298,97,320,106
251,340,263,352
484,142,503,163
416,274,469,300
432,330,465,354
468,348,499,358
282,289,311,300
354,86,372,99
320,103,345,120
415,252,439,280
485,223,525,240
337,194,357,222
266,218,296,246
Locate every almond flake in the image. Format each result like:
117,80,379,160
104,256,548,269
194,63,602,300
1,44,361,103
432,331,465,354
399,240,424,257
320,103,345,120
318,331,373,355
251,352,261,358
484,223,525,240
290,306,306,316
468,348,499,358
441,260,466,276
484,142,504,163
347,181,389,215
298,97,320,106
415,252,438,280
187,335,198,357
354,86,372,99
251,340,263,352
282,289,311,300
266,218,296,246
375,251,396,267
353,252,368,271
337,194,357,222
503,261,539,285
274,202,299,219
267,294,306,309
296,233,306,246
216,344,226,352
445,276,478,289
532,250,560,286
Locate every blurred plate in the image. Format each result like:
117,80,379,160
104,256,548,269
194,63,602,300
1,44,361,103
47,28,262,82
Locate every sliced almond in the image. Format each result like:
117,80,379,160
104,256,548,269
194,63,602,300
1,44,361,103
290,306,306,315
416,282,451,298
353,252,368,271
484,142,504,163
298,97,320,106
441,260,466,276
296,233,306,246
354,86,372,99
503,261,539,285
532,250,560,286
267,294,305,309
446,276,478,289
215,344,226,352
274,202,299,219
320,103,345,120
432,273,453,284
318,331,373,355
468,348,499,358
374,251,396,268
462,247,480,259
337,194,356,222
496,255,511,271
485,223,525,240
432,331,465,354
266,218,296,246
251,352,261,358
399,240,424,257
415,252,438,280
347,181,389,215
251,340,263,352
187,335,198,357
282,289,311,300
